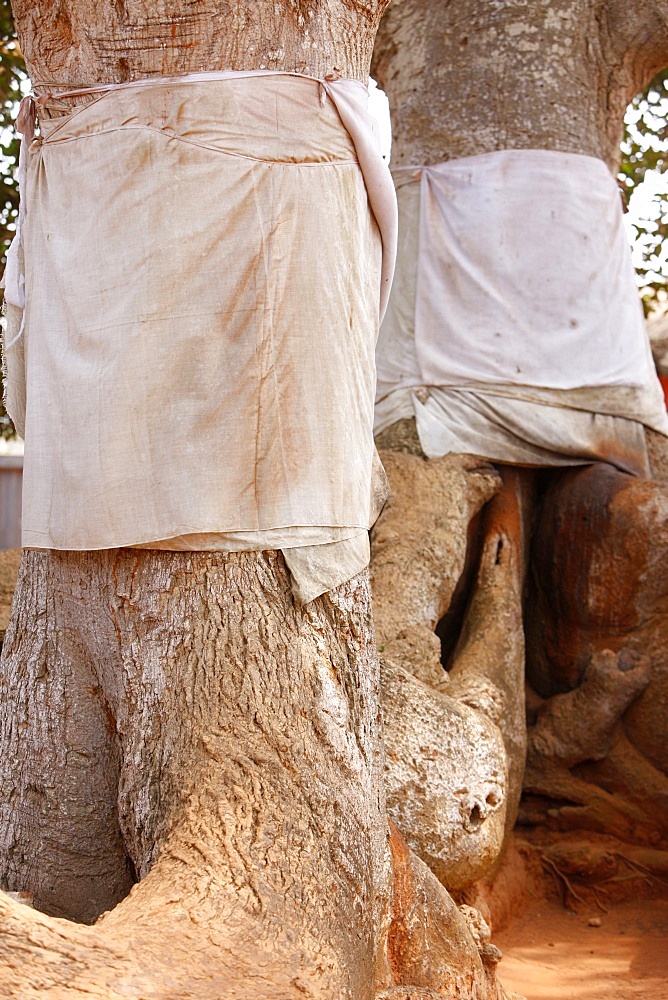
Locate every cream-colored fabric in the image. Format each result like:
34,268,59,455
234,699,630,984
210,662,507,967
6,73,397,601
134,527,371,607
375,152,668,475
283,531,371,605
409,387,653,476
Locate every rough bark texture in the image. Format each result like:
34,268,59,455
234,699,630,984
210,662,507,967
12,0,387,87
0,3,516,997
381,822,507,998
0,550,517,998
381,659,508,890
0,550,386,997
445,468,532,842
370,449,528,888
368,0,668,904
0,551,514,998
373,0,668,171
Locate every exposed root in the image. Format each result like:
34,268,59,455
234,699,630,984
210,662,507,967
541,855,589,910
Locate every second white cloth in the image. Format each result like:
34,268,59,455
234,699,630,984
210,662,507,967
376,149,668,472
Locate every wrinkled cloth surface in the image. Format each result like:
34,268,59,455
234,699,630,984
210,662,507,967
2,73,397,601
375,151,668,475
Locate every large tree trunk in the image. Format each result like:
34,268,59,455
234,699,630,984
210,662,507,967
0,552,513,999
370,0,668,888
0,3,517,998
12,0,384,86
0,2,392,995
373,0,668,170
1,550,386,997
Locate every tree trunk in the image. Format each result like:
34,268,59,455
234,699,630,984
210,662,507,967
522,465,668,846
373,0,668,171
371,449,529,883
1,550,386,997
0,2,393,996
370,0,668,877
0,546,514,998
0,4,518,997
12,0,386,87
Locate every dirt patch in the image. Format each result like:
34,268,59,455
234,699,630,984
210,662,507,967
495,895,668,1000
475,833,668,1000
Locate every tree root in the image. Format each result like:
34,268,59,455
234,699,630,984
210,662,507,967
534,838,668,917
523,647,663,846
541,855,609,913
0,824,514,1000
380,822,515,999
371,453,527,885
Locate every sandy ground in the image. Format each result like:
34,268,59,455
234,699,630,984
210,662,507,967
495,896,668,1000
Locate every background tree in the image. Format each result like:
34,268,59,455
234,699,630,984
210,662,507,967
371,0,668,901
620,69,668,313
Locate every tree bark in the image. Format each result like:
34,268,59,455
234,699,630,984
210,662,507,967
370,0,668,870
1,550,387,997
13,0,388,87
521,464,668,845
0,2,395,995
370,450,529,881
1,4,519,997
373,0,668,171
0,549,514,998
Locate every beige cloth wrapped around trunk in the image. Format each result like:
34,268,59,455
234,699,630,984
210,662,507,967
2,73,398,602
375,151,668,475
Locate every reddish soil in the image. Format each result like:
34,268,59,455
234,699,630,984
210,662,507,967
496,896,668,1000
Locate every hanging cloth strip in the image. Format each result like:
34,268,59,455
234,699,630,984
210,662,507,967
2,71,398,603
375,150,668,475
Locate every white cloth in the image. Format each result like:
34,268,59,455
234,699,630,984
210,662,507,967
2,72,398,602
375,150,668,474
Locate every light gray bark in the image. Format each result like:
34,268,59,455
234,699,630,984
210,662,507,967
373,0,668,170
370,452,528,883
